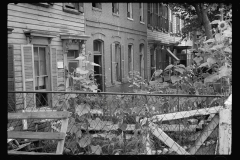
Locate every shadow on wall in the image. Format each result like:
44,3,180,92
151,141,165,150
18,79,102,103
106,82,134,93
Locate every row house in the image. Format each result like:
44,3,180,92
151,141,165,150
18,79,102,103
146,3,191,79
84,3,148,92
8,3,190,102
83,3,190,92
7,3,90,111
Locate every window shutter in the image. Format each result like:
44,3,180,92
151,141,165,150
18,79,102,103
50,47,58,91
79,3,84,12
111,43,116,84
8,45,15,112
121,45,125,81
21,45,35,109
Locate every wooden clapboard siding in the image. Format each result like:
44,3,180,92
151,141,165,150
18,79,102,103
8,3,85,100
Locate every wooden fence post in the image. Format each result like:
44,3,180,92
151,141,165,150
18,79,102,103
219,94,232,154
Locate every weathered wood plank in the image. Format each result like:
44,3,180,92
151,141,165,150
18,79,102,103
189,114,219,154
149,122,190,155
150,106,221,123
8,15,84,31
219,108,231,154
8,150,60,155
8,131,66,140
8,111,70,120
56,118,69,154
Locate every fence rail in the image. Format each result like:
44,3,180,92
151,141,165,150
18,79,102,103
8,91,230,155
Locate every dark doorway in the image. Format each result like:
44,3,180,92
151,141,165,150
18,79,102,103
94,55,103,91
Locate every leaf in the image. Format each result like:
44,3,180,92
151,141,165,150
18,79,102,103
75,56,85,60
171,76,181,83
165,64,174,70
67,141,78,153
199,62,209,68
204,73,219,83
174,68,185,74
210,44,224,50
89,85,98,92
154,69,163,77
90,145,102,155
203,38,215,43
223,29,232,38
78,134,92,148
75,104,91,117
89,62,101,67
215,33,223,43
119,123,127,131
218,66,231,78
224,47,232,53
178,64,186,68
207,57,216,67
211,20,220,24
193,57,203,65
76,68,89,74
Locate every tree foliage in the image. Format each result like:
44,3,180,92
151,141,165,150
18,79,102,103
168,3,232,39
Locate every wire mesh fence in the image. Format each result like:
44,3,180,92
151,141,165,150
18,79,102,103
8,91,226,155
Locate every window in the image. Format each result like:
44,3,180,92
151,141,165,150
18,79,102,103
147,3,153,26
139,44,144,77
140,3,144,22
92,3,102,9
67,50,79,74
169,9,173,32
127,3,133,19
94,40,103,91
176,16,180,33
153,3,158,28
112,3,119,14
34,46,48,107
128,45,133,76
115,44,122,82
63,3,83,14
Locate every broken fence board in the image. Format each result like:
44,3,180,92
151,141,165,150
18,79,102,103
8,150,60,155
149,122,190,155
150,106,221,123
189,114,219,154
219,108,232,154
8,111,69,120
8,131,66,140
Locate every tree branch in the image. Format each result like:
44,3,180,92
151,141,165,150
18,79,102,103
204,4,212,13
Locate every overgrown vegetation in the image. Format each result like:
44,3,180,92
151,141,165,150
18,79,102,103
50,8,231,155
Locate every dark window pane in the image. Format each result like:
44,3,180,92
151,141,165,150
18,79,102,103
39,47,46,75
68,61,79,73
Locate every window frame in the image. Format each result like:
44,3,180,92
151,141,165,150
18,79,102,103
139,3,144,23
112,3,119,15
92,3,102,10
63,3,83,15
67,50,79,75
127,3,133,19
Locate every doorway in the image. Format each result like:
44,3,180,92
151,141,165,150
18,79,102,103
93,40,104,92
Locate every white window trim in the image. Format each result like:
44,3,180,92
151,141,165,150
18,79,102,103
140,21,145,25
127,17,134,21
